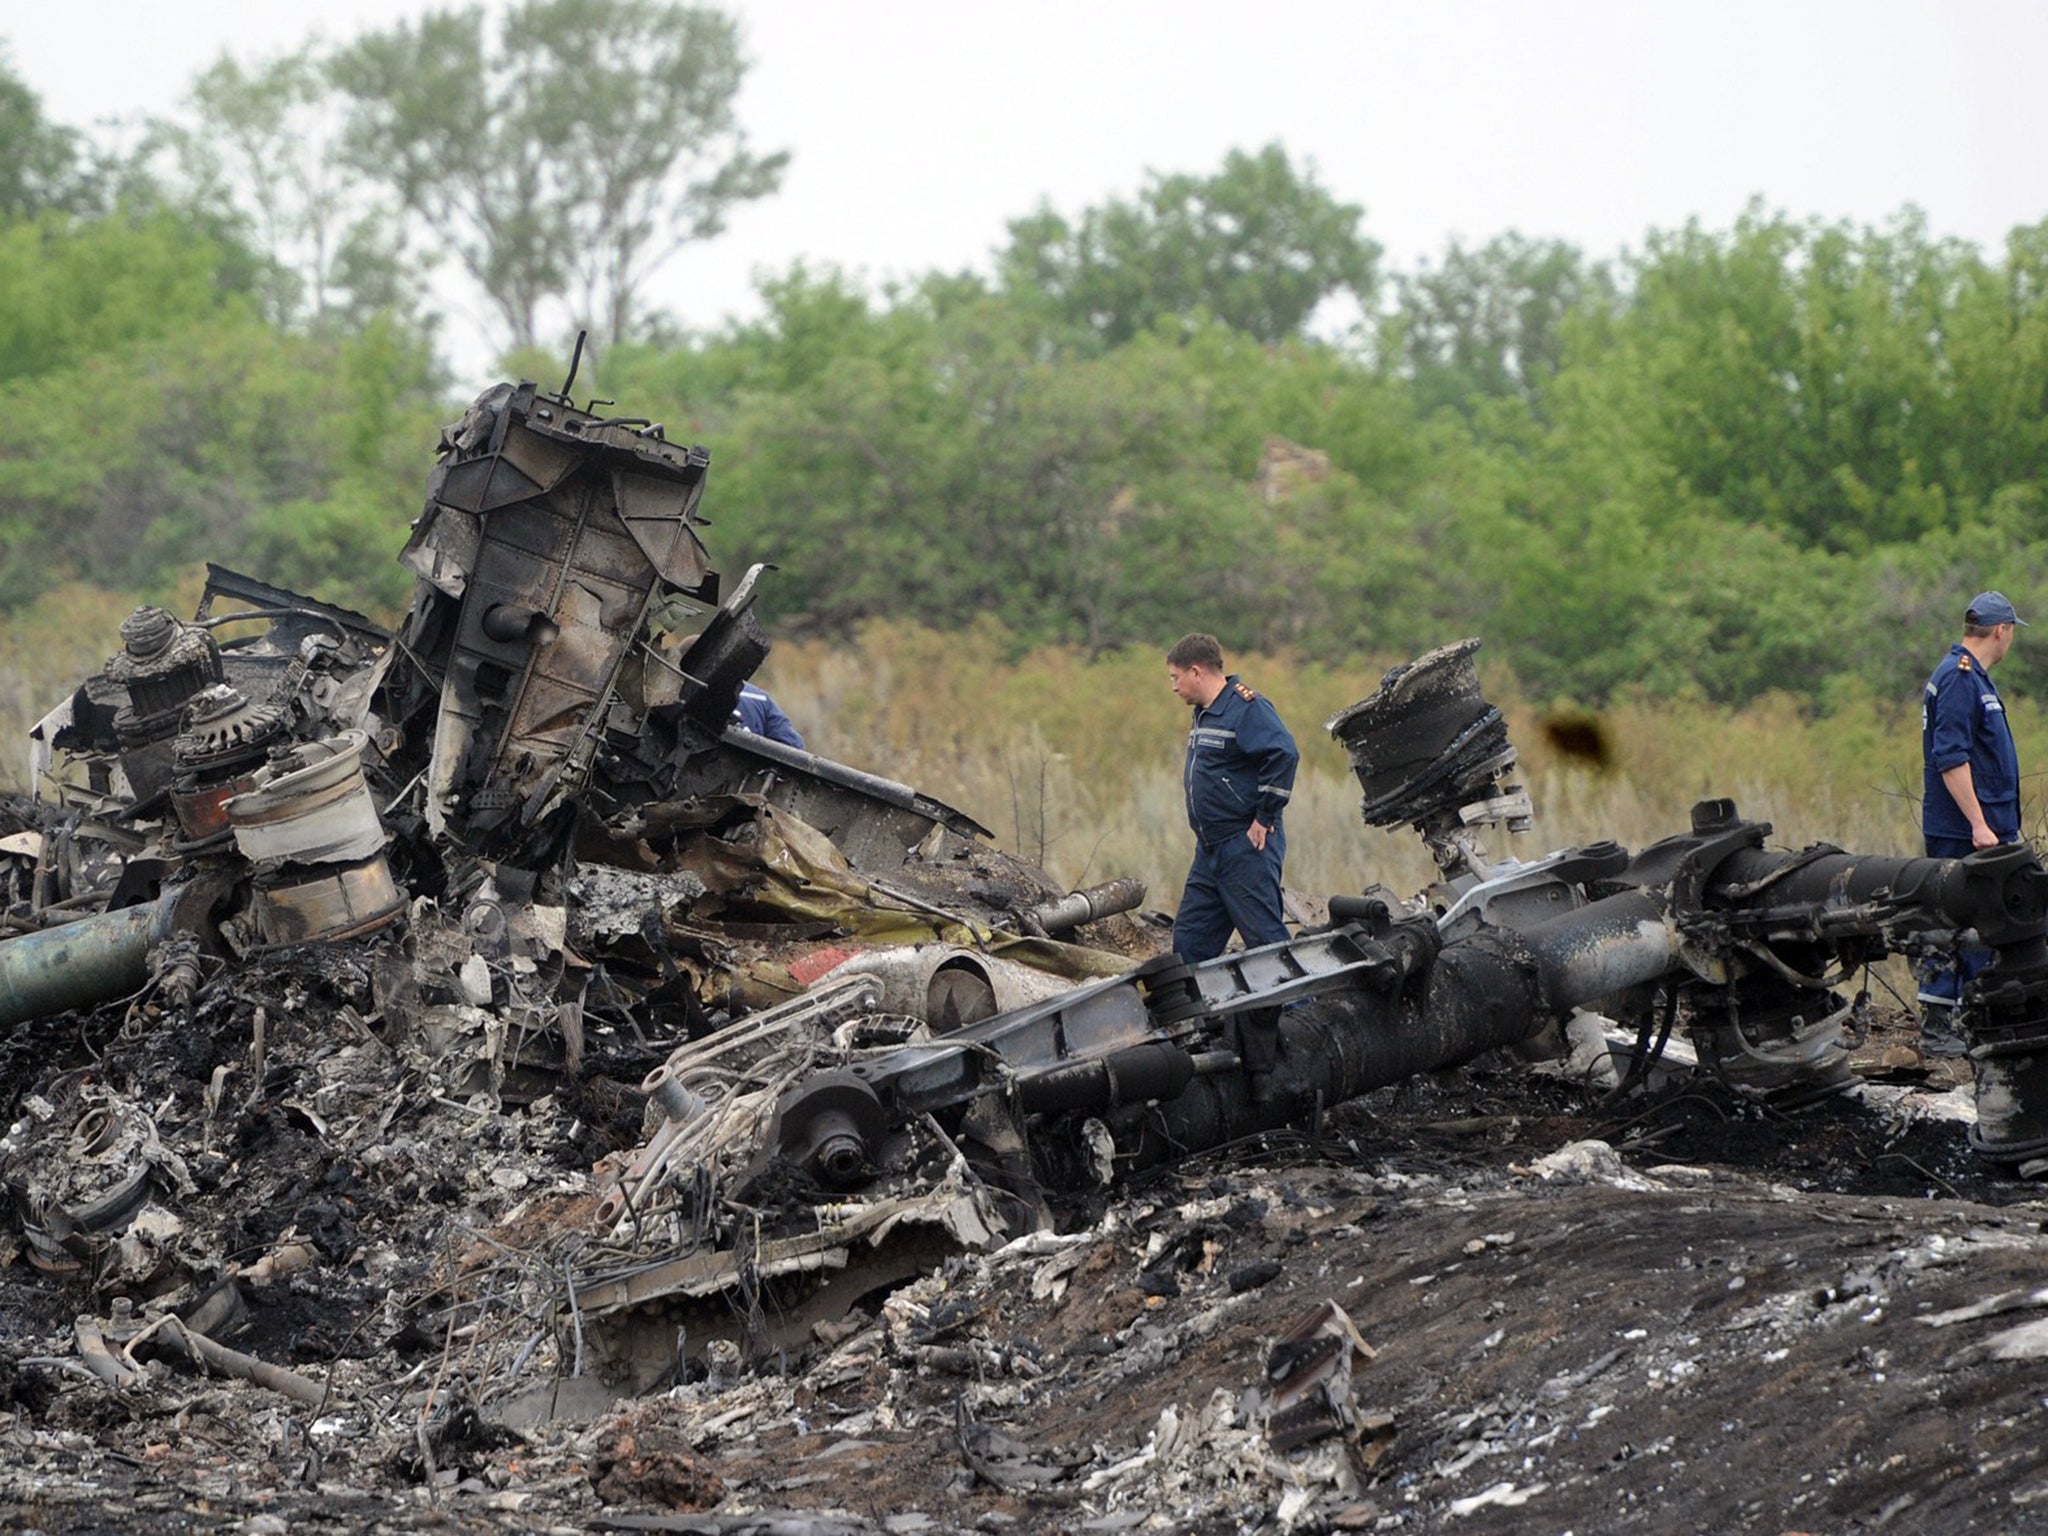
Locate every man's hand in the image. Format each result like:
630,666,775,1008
1941,762,2001,851
1246,821,1271,851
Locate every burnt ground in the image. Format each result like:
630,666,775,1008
3,998,2046,1535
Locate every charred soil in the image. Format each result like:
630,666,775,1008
4,998,2044,1535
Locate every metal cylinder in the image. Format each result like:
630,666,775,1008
773,1070,887,1189
171,685,287,844
640,1062,707,1124
1688,982,1858,1098
226,732,385,865
0,898,174,1029
1023,878,1148,935
1961,969,2048,1161
1515,890,1683,1012
1970,1048,2048,1161
251,855,404,946
1324,638,1513,828
1104,928,1550,1173
1710,841,2048,950
1017,1041,1197,1115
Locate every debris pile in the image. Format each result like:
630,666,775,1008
5,375,2048,1531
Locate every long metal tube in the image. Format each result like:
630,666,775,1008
767,820,2048,1184
1514,890,1681,1011
1024,878,1148,935
1109,928,1550,1171
0,895,177,1029
1709,841,2048,950
1108,841,2048,1173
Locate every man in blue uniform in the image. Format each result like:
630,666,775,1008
1167,633,1299,963
733,682,804,749
1919,590,2027,1051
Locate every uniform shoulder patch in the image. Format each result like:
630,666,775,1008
1959,655,1974,672
1233,682,1258,701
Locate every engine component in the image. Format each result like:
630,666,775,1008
772,1070,888,1188
1022,878,1148,936
248,855,404,947
401,380,717,856
106,606,226,802
225,733,385,866
1326,638,1529,840
0,878,231,1028
169,684,287,846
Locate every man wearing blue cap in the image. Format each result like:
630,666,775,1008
1918,590,2027,1053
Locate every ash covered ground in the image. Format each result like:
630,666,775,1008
4,961,2042,1536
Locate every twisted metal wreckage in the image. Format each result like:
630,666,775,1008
6,373,2048,1394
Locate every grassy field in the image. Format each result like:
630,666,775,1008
7,592,2039,918
758,621,2034,911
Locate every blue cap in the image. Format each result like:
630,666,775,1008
1967,591,2027,627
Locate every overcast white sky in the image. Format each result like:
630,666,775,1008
9,0,2046,381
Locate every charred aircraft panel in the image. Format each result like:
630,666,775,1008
402,382,716,851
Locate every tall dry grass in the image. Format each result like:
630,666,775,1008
761,622,2037,910
5,597,2031,917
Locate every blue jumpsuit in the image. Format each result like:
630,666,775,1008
1173,675,1299,963
733,684,804,749
1920,642,2021,1002
1922,643,2020,848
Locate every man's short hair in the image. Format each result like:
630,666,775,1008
1167,633,1225,672
1964,622,1999,640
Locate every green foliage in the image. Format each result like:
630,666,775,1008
1387,234,1616,419
997,144,1380,348
629,272,1423,658
0,210,251,385
237,495,419,619
5,38,2048,734
1566,203,2028,556
0,246,442,613
0,49,97,217
587,190,2048,718
329,0,786,353
157,46,429,334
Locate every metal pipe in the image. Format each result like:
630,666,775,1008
1110,838,2048,1170
0,895,177,1029
1710,841,2048,949
1106,928,1548,1171
1100,844,2001,1175
1023,878,1147,935
1514,890,1681,1011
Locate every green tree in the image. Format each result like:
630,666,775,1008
997,144,1380,347
1387,233,1615,418
329,0,786,354
0,49,98,216
157,47,425,334
1567,203,1993,555
1939,219,2048,502
0,308,441,612
575,201,2048,713
0,210,251,386
0,194,441,613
